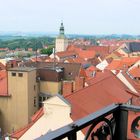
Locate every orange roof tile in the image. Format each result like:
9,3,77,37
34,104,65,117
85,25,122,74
66,45,81,52
86,65,96,71
122,57,140,65
77,50,96,60
85,66,97,78
67,45,97,60
30,56,50,62
0,62,5,70
65,71,132,121
79,68,87,78
122,71,140,95
129,66,140,78
106,60,122,70
65,57,86,64
106,57,140,70
56,51,77,58
0,70,8,96
89,46,110,58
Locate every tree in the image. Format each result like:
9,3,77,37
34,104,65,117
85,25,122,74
40,47,53,55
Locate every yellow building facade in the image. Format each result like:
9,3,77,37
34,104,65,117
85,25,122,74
0,67,38,133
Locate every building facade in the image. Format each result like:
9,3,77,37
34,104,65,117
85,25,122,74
0,67,38,134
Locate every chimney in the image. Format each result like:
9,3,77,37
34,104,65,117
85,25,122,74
74,77,85,91
62,81,73,96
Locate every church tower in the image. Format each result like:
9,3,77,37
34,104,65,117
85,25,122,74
55,22,68,52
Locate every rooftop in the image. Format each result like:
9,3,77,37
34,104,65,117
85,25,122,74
64,70,132,121
8,67,36,72
129,66,140,78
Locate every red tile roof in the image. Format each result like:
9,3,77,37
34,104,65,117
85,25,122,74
89,46,110,58
106,57,140,70
65,57,86,64
109,46,120,53
129,66,140,78
0,70,8,96
45,58,59,63
79,68,87,78
115,71,140,106
11,107,44,139
122,57,140,65
30,56,50,62
67,45,96,60
65,71,132,121
66,45,81,52
85,66,97,78
77,50,96,60
0,62,5,70
106,60,122,70
56,51,77,58
0,48,9,51
98,39,122,47
122,71,140,95
86,65,96,71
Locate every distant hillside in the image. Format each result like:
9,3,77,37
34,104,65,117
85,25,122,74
0,36,55,50
0,33,140,50
0,35,26,41
67,34,140,40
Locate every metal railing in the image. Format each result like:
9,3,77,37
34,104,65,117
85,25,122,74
36,104,140,140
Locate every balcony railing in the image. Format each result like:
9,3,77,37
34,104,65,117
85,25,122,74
36,104,140,140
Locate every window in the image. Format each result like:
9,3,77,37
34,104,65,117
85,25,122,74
39,96,46,107
68,72,72,76
43,97,46,101
39,96,42,102
18,73,23,77
11,64,14,68
34,97,37,107
12,72,16,76
34,85,36,91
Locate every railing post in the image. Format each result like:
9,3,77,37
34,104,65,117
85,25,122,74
113,106,128,140
68,132,77,140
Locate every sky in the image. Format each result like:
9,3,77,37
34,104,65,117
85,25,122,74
0,0,140,35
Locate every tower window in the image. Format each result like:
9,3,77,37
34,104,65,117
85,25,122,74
11,72,16,76
34,97,37,107
18,73,23,77
34,85,36,91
